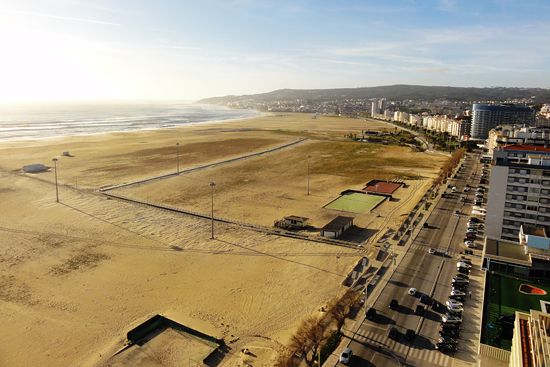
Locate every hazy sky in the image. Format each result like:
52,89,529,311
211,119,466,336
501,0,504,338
1,0,549,102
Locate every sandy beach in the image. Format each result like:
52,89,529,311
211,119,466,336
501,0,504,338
0,113,446,366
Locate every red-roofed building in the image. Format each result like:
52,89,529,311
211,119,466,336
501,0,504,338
362,180,403,197
502,144,550,153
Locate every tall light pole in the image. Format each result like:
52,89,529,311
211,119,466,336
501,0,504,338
209,181,216,239
52,158,59,203
176,142,180,174
307,155,311,196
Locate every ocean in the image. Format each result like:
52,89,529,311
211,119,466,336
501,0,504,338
0,102,259,141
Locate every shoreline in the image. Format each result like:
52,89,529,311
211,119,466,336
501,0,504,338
0,104,264,144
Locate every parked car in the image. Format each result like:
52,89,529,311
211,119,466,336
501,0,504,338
457,261,472,269
452,285,467,292
451,289,466,296
436,343,458,352
442,314,462,323
449,294,465,302
466,242,476,249
446,299,463,308
459,257,472,265
438,336,458,344
447,309,463,317
464,240,474,247
447,304,464,313
466,228,477,234
454,273,468,280
452,280,469,289
440,328,460,337
390,299,399,310
366,307,377,320
408,288,417,296
440,322,460,330
464,249,474,255
388,326,399,339
415,304,425,315
405,329,416,341
339,348,353,364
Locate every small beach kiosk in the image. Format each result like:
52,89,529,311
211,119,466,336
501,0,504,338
320,216,354,239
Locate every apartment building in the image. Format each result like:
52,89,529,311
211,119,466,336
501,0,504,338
471,104,535,140
485,145,550,242
487,125,550,155
509,308,550,367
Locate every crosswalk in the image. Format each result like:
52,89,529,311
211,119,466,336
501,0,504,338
354,328,451,366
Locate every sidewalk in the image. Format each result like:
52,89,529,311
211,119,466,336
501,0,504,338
323,167,455,366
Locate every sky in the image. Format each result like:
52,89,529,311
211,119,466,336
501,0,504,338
1,0,549,102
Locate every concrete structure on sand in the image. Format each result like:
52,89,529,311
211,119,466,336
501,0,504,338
320,216,354,238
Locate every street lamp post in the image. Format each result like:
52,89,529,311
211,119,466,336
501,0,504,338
209,181,216,239
52,158,59,203
176,142,180,174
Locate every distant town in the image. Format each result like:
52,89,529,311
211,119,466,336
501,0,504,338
211,95,550,142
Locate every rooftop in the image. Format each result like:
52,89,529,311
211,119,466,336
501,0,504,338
501,144,550,153
363,180,402,195
484,238,531,267
522,225,548,238
322,216,354,231
284,215,309,221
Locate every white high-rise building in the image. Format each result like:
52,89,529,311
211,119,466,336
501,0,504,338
486,145,550,242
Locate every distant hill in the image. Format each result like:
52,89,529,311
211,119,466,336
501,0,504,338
199,84,550,104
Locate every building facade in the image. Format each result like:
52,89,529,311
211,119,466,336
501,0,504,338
485,145,550,242
509,308,550,367
471,104,535,140
487,125,550,155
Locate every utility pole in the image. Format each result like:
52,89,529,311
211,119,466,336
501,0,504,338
52,157,59,202
209,181,216,239
176,142,180,174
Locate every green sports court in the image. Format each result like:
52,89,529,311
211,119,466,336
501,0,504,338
324,192,386,214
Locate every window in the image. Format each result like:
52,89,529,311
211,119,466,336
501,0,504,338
527,205,537,211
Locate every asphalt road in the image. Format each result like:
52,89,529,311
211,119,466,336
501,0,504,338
340,153,484,367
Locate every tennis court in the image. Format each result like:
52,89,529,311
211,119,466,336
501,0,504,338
324,192,386,213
